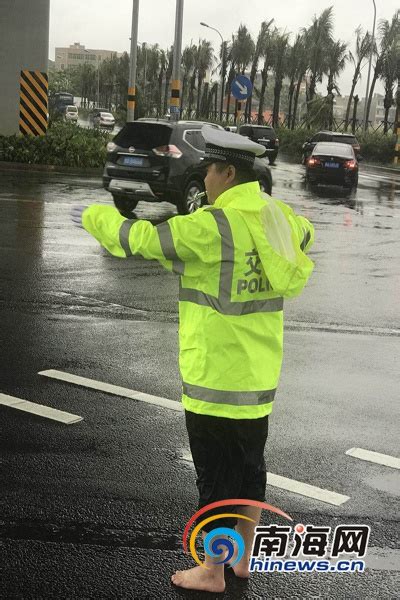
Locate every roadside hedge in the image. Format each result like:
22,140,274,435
276,127,397,165
0,122,111,168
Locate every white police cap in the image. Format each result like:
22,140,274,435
201,124,266,167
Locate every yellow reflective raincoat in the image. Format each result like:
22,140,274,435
82,181,314,419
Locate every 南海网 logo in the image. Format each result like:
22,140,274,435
182,500,370,573
182,499,292,568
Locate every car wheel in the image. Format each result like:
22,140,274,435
112,195,138,218
178,180,205,215
259,177,272,196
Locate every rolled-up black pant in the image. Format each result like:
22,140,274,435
185,410,269,533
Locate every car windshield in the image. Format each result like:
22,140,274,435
332,135,357,145
67,106,77,112
113,122,172,149
101,113,113,118
314,143,353,157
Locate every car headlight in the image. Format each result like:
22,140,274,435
106,142,117,152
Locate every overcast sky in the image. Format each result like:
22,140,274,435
49,0,399,97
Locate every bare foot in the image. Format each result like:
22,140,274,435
171,565,226,593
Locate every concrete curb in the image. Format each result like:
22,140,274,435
0,160,102,177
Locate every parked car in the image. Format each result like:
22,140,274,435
305,142,359,190
302,131,361,164
225,125,238,133
64,105,78,123
238,125,279,165
91,109,115,129
102,119,273,216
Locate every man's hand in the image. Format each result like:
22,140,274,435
71,205,88,229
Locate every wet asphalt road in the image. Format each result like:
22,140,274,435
0,159,399,599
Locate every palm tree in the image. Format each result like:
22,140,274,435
163,46,174,116
325,39,348,128
271,31,289,127
231,25,255,120
157,49,167,116
286,34,305,128
180,44,196,116
365,11,400,127
344,27,373,130
245,20,273,122
291,40,308,128
195,40,214,118
381,39,399,133
257,29,275,124
225,44,236,122
303,7,334,107
219,40,230,121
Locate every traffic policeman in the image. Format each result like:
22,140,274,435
72,125,314,593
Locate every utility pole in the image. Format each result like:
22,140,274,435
128,0,139,122
170,0,184,122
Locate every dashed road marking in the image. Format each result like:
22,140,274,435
346,447,400,470
0,392,82,424
39,369,183,412
180,451,349,506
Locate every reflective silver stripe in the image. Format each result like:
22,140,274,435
119,219,137,257
179,284,283,315
183,382,276,406
212,209,235,303
179,209,283,315
156,221,185,275
300,230,311,251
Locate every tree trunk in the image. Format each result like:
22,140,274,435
257,67,268,125
188,71,196,117
352,95,359,134
365,67,379,129
196,75,202,118
344,68,360,131
292,76,303,129
287,78,295,130
272,79,283,128
180,76,186,115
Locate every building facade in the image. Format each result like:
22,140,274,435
55,42,120,71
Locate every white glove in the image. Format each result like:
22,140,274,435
71,205,88,229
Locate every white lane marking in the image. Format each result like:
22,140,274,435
39,369,183,412
266,473,349,506
0,393,82,424
180,452,349,506
346,447,400,470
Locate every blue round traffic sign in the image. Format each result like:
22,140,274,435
231,75,252,100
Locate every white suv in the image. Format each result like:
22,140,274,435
64,105,78,123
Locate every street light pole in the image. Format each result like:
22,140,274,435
170,0,184,122
128,0,140,122
200,22,225,122
363,0,377,131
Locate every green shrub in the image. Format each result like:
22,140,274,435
0,122,111,168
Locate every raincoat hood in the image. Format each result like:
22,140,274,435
214,182,314,298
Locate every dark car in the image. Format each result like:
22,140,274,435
305,142,359,190
102,119,273,216
238,125,279,165
302,131,361,164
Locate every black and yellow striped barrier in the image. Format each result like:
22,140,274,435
19,70,48,136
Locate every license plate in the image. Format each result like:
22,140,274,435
324,162,339,168
109,179,155,197
122,156,144,167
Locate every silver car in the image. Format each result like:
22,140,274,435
93,111,115,129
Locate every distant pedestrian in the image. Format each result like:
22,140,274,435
72,125,314,593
